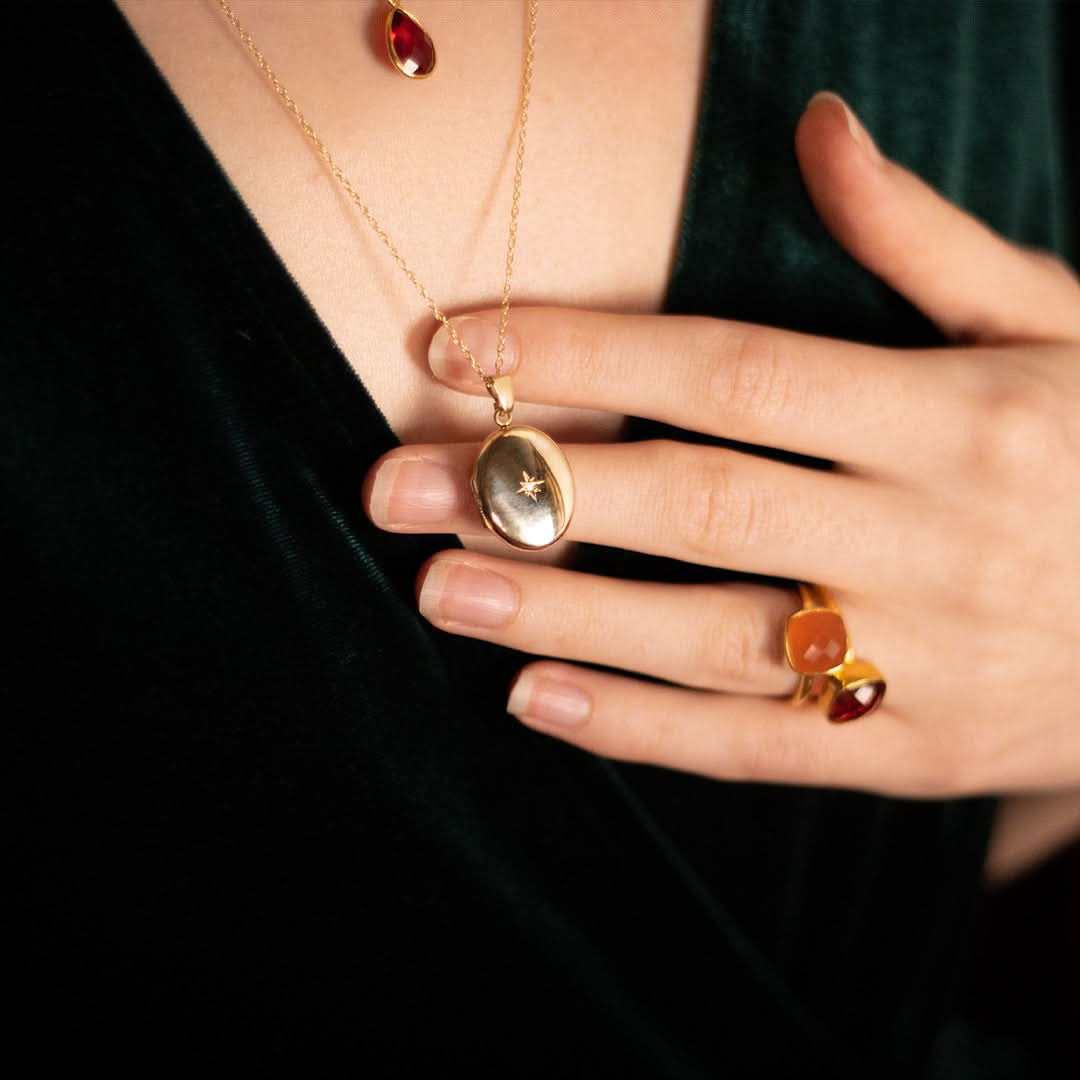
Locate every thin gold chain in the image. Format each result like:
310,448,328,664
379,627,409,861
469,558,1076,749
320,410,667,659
213,0,540,382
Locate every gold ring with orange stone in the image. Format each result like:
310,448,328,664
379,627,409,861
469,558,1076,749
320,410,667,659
783,583,886,722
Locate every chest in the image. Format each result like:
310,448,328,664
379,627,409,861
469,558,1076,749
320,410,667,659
113,0,712,561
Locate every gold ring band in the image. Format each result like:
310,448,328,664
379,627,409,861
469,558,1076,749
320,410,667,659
784,583,886,722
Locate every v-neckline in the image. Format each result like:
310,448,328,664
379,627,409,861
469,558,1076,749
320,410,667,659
94,0,718,573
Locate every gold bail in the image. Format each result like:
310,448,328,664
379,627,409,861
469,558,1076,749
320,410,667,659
484,374,515,427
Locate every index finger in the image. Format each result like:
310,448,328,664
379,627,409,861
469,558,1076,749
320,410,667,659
427,306,977,479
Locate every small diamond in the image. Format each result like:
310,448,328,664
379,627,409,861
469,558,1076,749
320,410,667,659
516,470,545,501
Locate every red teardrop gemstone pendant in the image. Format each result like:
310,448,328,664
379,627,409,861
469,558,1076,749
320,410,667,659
827,680,886,723
387,7,436,78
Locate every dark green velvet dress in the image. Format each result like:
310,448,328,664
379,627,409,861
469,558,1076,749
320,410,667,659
6,2,1075,1075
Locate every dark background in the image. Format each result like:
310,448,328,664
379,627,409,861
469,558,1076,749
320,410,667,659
969,839,1080,1078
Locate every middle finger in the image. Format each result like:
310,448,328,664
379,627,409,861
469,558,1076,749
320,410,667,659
365,437,936,597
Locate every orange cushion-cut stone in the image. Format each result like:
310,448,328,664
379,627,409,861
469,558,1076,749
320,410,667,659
786,609,847,674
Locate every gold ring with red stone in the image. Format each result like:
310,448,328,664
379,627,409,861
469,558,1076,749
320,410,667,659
783,583,886,722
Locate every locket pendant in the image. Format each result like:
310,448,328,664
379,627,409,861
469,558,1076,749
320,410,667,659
470,375,575,551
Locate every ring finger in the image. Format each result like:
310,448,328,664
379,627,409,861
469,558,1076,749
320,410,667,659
415,548,801,696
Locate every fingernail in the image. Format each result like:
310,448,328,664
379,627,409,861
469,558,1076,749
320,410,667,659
418,559,519,629
369,457,461,527
507,672,592,728
429,316,519,383
809,90,882,162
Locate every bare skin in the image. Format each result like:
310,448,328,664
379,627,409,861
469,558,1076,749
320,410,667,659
113,0,711,568
114,1,1079,881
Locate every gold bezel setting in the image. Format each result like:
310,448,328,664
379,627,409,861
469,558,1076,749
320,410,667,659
784,584,886,721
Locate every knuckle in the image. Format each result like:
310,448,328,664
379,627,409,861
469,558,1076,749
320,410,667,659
966,366,1064,483
548,594,603,657
1027,248,1080,295
671,446,772,560
562,322,607,397
687,600,774,691
530,317,605,398
706,325,800,423
726,722,810,785
617,702,674,764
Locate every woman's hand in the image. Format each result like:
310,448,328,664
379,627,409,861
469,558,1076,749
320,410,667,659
362,91,1080,799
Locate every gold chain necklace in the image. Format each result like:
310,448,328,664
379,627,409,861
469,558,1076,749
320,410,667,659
213,0,574,551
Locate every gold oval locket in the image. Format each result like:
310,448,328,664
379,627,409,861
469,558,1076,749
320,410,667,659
470,374,574,551
471,424,575,551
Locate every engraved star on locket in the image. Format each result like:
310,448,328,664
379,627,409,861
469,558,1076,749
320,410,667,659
516,471,546,501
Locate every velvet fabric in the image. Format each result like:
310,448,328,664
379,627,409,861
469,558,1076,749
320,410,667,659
6,2,1074,1074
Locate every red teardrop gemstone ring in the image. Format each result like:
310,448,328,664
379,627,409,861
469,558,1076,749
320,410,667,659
386,7,436,78
827,680,886,722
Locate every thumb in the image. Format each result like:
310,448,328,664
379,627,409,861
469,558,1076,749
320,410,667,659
794,90,1080,344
